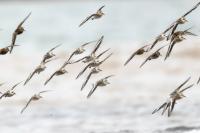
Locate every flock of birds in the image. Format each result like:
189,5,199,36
0,2,200,117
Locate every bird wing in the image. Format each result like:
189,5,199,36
104,75,115,80
140,56,151,68
182,2,200,17
172,77,191,93
20,97,33,114
82,40,96,47
48,44,62,52
11,81,22,90
9,33,17,53
76,64,90,79
79,14,95,27
96,48,110,59
180,84,194,93
152,102,167,114
17,12,31,29
164,43,175,60
39,90,52,94
98,5,105,11
87,84,98,98
91,36,104,54
24,69,37,85
81,71,93,91
99,53,113,65
44,72,57,85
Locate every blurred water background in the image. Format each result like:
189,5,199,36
1,0,200,133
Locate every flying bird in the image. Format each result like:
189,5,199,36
76,53,113,79
140,45,167,68
152,77,193,117
41,44,61,63
87,75,114,98
20,90,51,114
167,2,200,40
79,5,105,27
10,12,31,53
73,36,105,64
24,58,57,85
81,67,102,91
124,44,150,66
0,81,22,100
67,40,96,62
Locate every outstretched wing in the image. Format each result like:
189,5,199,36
11,81,22,90
140,56,151,68
21,97,33,114
24,69,37,85
81,72,93,91
96,48,110,59
17,12,31,29
76,64,90,79
79,14,95,27
125,45,149,66
39,90,52,94
44,72,57,85
98,5,105,11
99,53,113,65
48,44,62,53
91,36,104,54
87,84,98,98
182,2,200,17
172,77,191,94
180,84,194,93
152,102,167,114
9,33,17,53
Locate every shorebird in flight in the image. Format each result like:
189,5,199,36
167,2,200,40
24,54,58,85
152,77,193,117
67,40,96,62
124,44,150,66
10,12,31,53
164,28,196,60
76,53,113,79
44,59,74,85
73,36,105,64
79,5,105,27
87,75,114,98
140,45,167,68
41,44,61,63
81,67,102,91
0,81,22,100
0,45,19,55
20,90,51,114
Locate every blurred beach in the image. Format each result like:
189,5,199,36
1,0,200,133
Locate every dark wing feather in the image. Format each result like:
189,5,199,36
81,72,93,91
17,12,31,29
91,36,104,54
87,84,98,98
21,98,33,114
24,70,37,85
99,53,113,65
140,56,150,68
171,77,191,94
180,84,194,93
44,72,57,85
152,102,167,114
96,48,110,59
76,64,90,79
11,81,22,90
98,5,105,11
48,44,61,52
9,33,17,53
182,2,200,17
79,14,95,27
